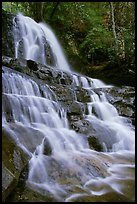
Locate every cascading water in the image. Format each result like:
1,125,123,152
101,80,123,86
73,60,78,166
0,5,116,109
13,13,71,72
2,13,135,202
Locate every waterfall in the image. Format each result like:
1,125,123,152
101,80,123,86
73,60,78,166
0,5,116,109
2,13,135,202
13,13,71,72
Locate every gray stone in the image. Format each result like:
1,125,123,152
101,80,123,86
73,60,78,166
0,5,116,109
2,163,17,201
2,128,28,201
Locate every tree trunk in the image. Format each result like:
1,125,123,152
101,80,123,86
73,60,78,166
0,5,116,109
110,2,119,58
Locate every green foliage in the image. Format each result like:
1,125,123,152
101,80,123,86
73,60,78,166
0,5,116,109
77,3,114,64
114,2,135,66
2,2,31,17
2,2,135,70
79,22,114,64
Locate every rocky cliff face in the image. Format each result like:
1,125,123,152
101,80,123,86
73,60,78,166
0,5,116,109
2,11,135,202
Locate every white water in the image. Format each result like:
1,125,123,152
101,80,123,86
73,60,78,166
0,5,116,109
13,13,71,72
2,14,135,202
2,69,135,201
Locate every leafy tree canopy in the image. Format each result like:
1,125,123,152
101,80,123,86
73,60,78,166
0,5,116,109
2,2,135,73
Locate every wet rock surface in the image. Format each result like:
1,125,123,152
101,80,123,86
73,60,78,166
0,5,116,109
99,86,135,126
2,10,15,58
2,56,135,201
2,128,28,201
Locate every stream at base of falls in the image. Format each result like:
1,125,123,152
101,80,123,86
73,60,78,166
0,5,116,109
2,13,135,202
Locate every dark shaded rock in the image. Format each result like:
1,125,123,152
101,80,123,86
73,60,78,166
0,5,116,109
2,56,28,74
88,136,103,151
11,57,27,69
59,72,73,86
2,56,72,88
6,187,56,202
27,60,38,71
51,85,75,102
53,71,73,86
5,169,55,202
69,118,90,133
100,86,135,126
2,9,15,57
34,138,52,156
60,77,66,85
39,68,53,77
67,101,85,116
43,138,52,156
75,87,91,103
2,94,14,122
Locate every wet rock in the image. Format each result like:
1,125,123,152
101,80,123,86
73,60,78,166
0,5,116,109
88,136,103,151
59,72,73,86
75,87,91,103
27,60,38,71
67,101,85,116
2,163,16,202
69,118,90,133
2,56,28,73
2,9,15,57
2,56,73,88
5,164,54,202
2,55,12,65
2,128,28,201
51,85,75,102
5,168,55,202
39,68,53,77
43,138,52,156
2,59,135,155
7,123,45,154
2,94,14,122
69,117,118,151
60,77,66,85
100,86,135,125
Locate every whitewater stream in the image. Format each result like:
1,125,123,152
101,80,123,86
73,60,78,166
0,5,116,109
2,13,135,202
